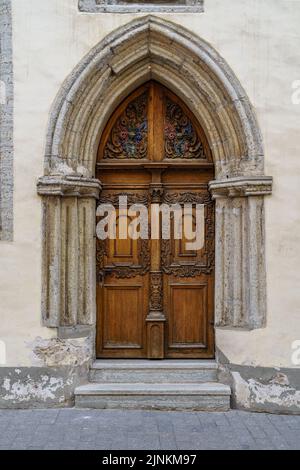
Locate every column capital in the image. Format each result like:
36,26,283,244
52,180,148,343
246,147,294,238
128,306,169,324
37,175,102,199
209,176,273,199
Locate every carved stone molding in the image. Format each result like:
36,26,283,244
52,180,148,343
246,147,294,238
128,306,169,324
78,0,204,14
214,195,269,330
208,177,272,329
209,177,273,199
39,17,272,335
45,16,265,180
37,176,102,199
38,176,102,330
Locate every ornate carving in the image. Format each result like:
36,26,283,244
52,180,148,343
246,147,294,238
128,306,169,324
163,191,211,205
103,91,148,160
37,176,102,199
96,238,107,284
98,192,149,207
96,238,151,280
209,177,273,199
164,97,206,160
161,192,215,277
149,186,164,203
149,272,163,311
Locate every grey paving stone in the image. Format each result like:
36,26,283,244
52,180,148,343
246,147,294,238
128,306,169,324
247,425,268,438
43,444,61,450
0,409,299,450
156,420,174,433
159,433,178,450
252,440,276,450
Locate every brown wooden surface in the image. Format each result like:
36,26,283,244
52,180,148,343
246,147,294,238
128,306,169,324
96,81,215,358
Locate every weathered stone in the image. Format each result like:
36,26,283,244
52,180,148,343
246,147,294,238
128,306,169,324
75,382,231,411
216,350,300,415
0,366,89,409
0,0,13,241
30,336,93,368
209,177,272,329
78,0,204,14
37,175,102,199
89,360,218,383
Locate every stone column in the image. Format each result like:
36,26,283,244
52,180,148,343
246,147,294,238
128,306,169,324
209,176,272,330
37,175,102,333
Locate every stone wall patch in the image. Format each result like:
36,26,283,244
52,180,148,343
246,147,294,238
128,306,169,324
0,0,14,241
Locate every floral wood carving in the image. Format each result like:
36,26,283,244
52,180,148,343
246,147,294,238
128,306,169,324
103,91,148,159
99,192,149,206
163,191,211,205
164,97,206,160
149,272,163,312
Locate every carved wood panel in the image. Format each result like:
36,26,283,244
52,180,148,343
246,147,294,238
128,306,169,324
164,97,206,159
103,91,148,160
98,81,212,163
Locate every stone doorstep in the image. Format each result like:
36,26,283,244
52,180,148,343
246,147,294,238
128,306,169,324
89,360,219,384
74,382,231,411
91,360,218,370
75,382,230,396
76,360,231,411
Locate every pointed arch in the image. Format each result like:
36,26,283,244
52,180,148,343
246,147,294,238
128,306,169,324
44,15,264,179
38,16,272,334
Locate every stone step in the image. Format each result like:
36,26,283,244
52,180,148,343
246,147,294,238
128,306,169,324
89,360,218,383
75,382,231,411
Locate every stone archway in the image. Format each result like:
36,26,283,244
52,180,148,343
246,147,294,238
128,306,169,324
37,16,272,341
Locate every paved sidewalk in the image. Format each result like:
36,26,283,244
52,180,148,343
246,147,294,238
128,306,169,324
0,409,299,450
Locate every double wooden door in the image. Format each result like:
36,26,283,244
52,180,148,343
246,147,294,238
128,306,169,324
96,82,215,359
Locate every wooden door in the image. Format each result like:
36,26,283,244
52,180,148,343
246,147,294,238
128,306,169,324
96,82,215,359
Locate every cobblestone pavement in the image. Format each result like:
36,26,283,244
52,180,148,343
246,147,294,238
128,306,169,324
0,409,299,450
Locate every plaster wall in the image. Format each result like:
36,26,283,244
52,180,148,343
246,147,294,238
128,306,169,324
0,0,299,408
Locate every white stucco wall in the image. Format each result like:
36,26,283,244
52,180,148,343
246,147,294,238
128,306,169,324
0,0,299,368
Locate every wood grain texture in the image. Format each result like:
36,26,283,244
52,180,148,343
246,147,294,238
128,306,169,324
96,81,215,358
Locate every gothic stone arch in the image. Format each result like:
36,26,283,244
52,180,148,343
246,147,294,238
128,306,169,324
37,16,272,339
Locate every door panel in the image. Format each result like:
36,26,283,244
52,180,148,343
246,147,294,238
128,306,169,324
96,188,150,358
168,283,207,348
103,285,143,349
96,81,215,359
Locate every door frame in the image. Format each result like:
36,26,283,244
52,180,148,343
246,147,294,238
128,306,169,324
37,18,272,368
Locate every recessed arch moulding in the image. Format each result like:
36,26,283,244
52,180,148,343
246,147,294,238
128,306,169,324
37,16,272,344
